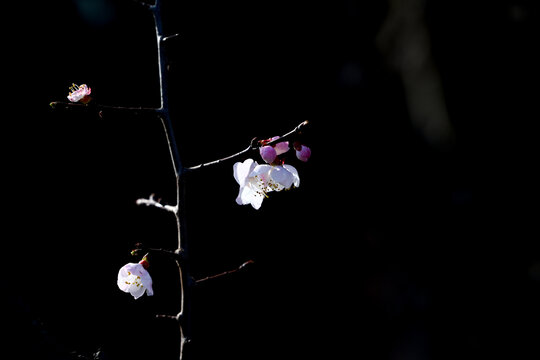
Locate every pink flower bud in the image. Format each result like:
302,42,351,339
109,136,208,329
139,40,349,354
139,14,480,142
274,141,289,155
139,257,150,269
259,145,277,164
295,145,311,162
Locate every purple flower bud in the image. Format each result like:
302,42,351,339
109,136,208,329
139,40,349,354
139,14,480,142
295,145,311,162
259,146,277,164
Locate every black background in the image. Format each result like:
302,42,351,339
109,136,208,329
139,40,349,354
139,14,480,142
4,0,540,359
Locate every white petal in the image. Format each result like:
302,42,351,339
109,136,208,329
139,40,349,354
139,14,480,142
130,284,147,299
250,164,273,177
283,164,300,187
250,197,264,209
233,159,257,186
241,185,265,208
270,166,295,189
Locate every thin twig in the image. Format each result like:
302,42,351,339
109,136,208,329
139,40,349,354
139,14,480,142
185,138,258,172
49,101,160,117
162,33,181,42
194,260,255,284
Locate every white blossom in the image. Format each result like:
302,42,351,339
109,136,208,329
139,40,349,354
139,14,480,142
233,159,300,210
117,261,153,299
67,83,92,103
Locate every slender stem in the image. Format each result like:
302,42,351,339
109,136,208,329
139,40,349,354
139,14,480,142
194,260,254,284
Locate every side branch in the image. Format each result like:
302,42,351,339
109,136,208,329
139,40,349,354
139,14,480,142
49,101,160,117
194,260,255,284
185,138,258,171
185,120,309,172
136,194,178,213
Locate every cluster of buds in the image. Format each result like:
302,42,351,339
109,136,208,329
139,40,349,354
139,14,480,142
258,136,311,165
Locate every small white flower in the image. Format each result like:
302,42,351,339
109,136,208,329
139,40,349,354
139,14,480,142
117,261,153,299
233,159,300,210
67,83,92,103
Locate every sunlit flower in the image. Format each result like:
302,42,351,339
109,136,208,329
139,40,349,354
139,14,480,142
233,158,300,210
117,258,153,299
67,83,92,103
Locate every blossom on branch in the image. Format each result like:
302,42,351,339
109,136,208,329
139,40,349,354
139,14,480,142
233,158,300,210
117,257,154,299
67,83,92,103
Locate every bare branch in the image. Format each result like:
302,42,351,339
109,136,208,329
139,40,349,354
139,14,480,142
49,101,160,117
185,120,309,172
194,260,255,284
156,314,179,320
185,138,258,172
136,194,178,213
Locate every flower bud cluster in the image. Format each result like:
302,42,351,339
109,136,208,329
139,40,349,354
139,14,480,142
258,136,311,165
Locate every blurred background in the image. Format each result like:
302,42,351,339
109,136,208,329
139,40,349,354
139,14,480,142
4,0,540,359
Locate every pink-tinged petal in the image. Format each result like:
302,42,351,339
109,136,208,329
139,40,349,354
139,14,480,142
274,141,289,155
117,262,154,299
295,145,311,162
259,146,277,164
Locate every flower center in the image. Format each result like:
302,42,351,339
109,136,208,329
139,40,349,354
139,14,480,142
124,271,144,290
68,83,81,95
